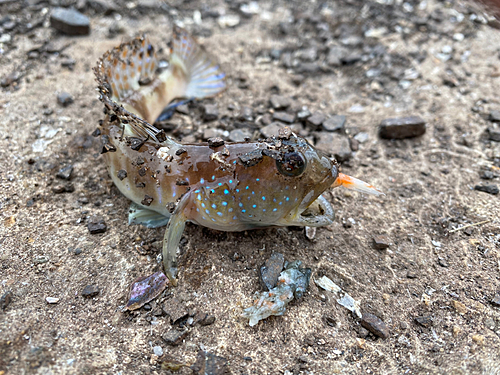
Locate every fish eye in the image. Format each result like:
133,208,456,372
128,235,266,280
276,152,307,177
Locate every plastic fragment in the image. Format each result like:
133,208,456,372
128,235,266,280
124,271,169,311
242,260,311,327
315,275,361,318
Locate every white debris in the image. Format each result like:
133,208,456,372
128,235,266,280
46,297,60,304
315,275,362,318
218,14,240,28
314,276,342,293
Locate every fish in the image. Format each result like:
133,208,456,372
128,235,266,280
94,27,383,285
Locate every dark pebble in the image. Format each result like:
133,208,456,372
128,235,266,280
56,165,73,180
199,315,216,326
491,293,500,307
273,111,295,124
322,115,346,132
379,116,426,139
238,106,253,121
489,110,500,122
141,195,153,206
82,285,99,298
61,58,76,69
1,291,13,310
50,7,90,36
373,235,390,250
57,92,74,107
117,170,127,180
52,183,75,194
259,253,285,290
324,315,336,327
474,185,499,195
407,271,417,279
207,137,225,148
74,248,83,255
400,321,409,330
191,350,228,375
488,127,500,142
270,95,291,110
481,171,495,180
87,215,107,234
315,133,352,162
203,104,219,121
361,313,390,339
414,315,432,327
438,258,449,267
358,327,370,339
306,112,325,128
162,329,189,346
162,298,189,325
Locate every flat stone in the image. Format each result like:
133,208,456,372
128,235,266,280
315,133,352,162
56,165,73,180
259,253,285,290
273,111,295,124
373,235,390,250
191,350,228,375
162,329,189,346
322,115,346,132
354,132,369,143
361,313,390,339
87,215,107,234
474,185,499,195
57,92,74,107
207,137,224,148
203,104,218,121
50,7,90,36
489,110,500,122
260,122,285,138
269,95,291,110
379,116,426,139
491,293,500,307
81,285,99,298
487,127,500,142
414,315,432,327
306,112,326,128
229,128,252,142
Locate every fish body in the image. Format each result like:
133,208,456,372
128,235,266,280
94,27,382,284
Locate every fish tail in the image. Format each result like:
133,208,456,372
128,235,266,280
95,35,158,102
170,25,226,99
333,173,384,196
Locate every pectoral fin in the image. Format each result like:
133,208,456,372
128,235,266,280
128,203,170,228
162,194,191,285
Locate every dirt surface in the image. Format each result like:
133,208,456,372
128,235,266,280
1,0,500,374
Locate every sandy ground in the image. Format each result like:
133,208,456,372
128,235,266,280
1,0,500,374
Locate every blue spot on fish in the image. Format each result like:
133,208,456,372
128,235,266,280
242,209,246,213
218,182,223,186
212,175,215,180
195,189,200,193
212,204,217,209
224,189,229,194
229,179,233,184
252,204,257,208
222,201,228,206
273,208,277,212
217,212,223,217
239,203,243,207
197,194,201,200
256,178,260,182
200,178,205,184
262,196,266,201
246,186,249,190
205,209,210,214
201,203,206,208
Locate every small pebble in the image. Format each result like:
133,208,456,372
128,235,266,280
452,300,467,314
57,92,74,107
480,171,495,180
315,133,352,162
474,185,499,195
207,137,225,148
46,297,59,304
259,252,285,290
438,258,449,267
491,293,500,307
191,351,228,375
199,315,216,326
354,132,369,143
81,285,99,298
489,110,500,122
322,115,346,132
153,346,164,357
373,235,390,250
379,116,426,139
229,128,252,142
273,112,295,124
56,165,73,180
487,127,500,142
361,313,390,339
260,122,285,138
306,112,326,128
414,315,432,327
269,95,291,110
203,104,218,121
162,329,189,346
1,291,13,310
50,7,90,35
87,215,107,234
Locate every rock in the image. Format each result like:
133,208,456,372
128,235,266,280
297,110,311,121
117,170,127,180
438,258,449,267
361,313,390,339
153,346,163,357
372,235,390,250
207,137,225,148
218,14,240,28
414,315,432,327
315,133,352,162
191,350,228,375
487,127,500,142
474,185,499,195
260,122,285,138
322,115,346,132
87,215,107,234
452,300,467,314
326,46,346,66
489,110,500,122
491,293,500,307
306,112,325,128
259,253,285,290
52,183,75,194
46,297,59,304
175,104,190,115
472,335,484,345
379,116,426,139
162,298,189,325
162,329,189,346
269,95,291,110
238,106,253,121
481,171,495,180
229,129,251,142
57,92,74,107
199,315,216,326
50,7,90,36
273,111,295,124
60,58,76,69
354,132,369,143
81,285,99,298
1,291,13,310
56,165,73,180
203,104,219,121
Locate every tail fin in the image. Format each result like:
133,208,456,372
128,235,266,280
332,173,384,196
171,25,226,99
